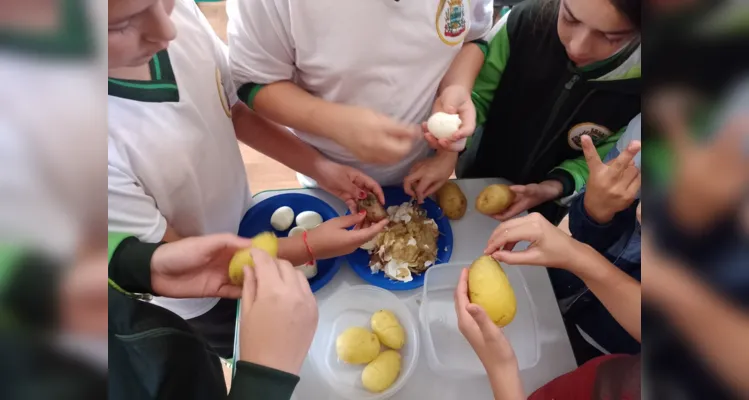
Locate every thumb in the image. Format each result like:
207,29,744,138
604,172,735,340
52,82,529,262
241,266,257,308
467,304,498,339
332,212,366,229
444,105,457,114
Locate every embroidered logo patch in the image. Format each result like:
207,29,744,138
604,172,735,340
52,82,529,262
215,67,232,118
568,123,613,150
436,0,468,46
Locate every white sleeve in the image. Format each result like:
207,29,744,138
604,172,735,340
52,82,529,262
182,0,239,106
108,160,167,243
226,0,295,90
466,0,494,42
483,9,511,43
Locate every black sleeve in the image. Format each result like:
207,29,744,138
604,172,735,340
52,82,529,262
228,361,300,400
0,252,61,331
109,237,163,295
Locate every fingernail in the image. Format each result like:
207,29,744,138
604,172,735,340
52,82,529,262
358,210,367,215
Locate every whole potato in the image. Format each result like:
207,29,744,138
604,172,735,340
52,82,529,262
336,327,381,364
370,310,405,350
228,232,278,285
475,184,515,215
468,256,517,326
361,350,402,393
436,181,467,220
357,193,388,223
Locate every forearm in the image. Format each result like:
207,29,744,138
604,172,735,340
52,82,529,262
438,43,486,93
232,102,328,179
647,260,749,396
252,81,348,141
486,363,525,400
571,243,642,342
276,236,312,267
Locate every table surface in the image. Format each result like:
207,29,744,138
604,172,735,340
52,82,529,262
237,178,576,399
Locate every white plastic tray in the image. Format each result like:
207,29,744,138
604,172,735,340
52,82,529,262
419,262,540,378
309,285,420,399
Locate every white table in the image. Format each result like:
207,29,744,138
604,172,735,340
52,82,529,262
239,178,576,399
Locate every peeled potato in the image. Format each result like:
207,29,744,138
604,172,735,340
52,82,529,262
362,350,402,393
228,232,278,285
468,256,517,326
475,184,515,215
436,181,467,220
370,310,405,350
336,327,381,364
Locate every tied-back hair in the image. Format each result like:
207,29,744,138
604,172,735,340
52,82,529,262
538,0,642,31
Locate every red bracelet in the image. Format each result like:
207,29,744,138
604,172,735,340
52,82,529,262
302,231,316,266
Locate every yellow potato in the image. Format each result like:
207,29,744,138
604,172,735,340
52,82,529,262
362,350,401,393
370,310,405,350
436,181,467,220
475,184,515,215
468,256,517,326
228,232,278,285
336,327,381,364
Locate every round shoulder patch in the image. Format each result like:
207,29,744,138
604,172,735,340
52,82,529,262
568,123,613,150
436,0,469,46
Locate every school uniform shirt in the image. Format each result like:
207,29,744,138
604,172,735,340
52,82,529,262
227,0,494,185
108,0,250,320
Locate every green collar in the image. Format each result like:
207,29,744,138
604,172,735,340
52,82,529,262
0,0,94,58
108,50,180,103
573,40,641,82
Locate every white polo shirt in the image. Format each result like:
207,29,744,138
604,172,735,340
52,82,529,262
108,0,250,319
227,0,493,185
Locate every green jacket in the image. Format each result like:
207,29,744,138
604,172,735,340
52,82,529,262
461,0,641,201
108,233,299,400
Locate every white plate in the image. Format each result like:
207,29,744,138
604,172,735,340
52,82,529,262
309,285,420,400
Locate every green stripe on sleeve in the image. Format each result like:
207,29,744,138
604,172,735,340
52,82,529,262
471,21,511,128
237,83,266,110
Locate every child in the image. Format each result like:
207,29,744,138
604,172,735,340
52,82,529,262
421,0,642,223
108,0,386,358
226,0,494,193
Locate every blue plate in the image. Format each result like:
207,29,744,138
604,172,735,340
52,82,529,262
346,186,453,290
238,193,342,293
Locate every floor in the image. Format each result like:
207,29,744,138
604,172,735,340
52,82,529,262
198,2,301,193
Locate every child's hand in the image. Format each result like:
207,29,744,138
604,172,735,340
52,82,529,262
424,85,476,151
582,135,642,224
314,161,385,214
307,213,388,259
334,106,420,165
484,212,582,271
454,268,518,370
239,249,318,375
491,181,563,221
403,151,458,204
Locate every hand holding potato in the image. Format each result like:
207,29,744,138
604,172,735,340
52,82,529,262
403,151,458,204
582,135,642,224
313,160,386,215
454,268,517,369
238,249,318,375
489,181,563,221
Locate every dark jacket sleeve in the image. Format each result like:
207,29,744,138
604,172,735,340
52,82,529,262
108,236,162,295
228,361,300,399
569,192,639,254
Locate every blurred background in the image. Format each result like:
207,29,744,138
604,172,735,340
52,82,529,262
0,0,747,399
